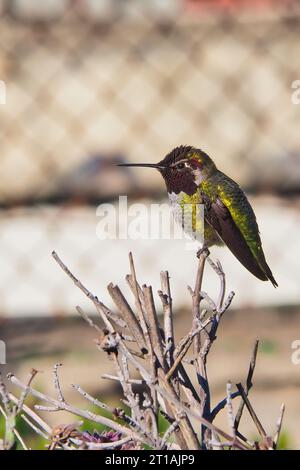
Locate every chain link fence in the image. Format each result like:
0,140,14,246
0,0,299,317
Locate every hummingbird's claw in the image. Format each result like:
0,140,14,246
196,246,210,259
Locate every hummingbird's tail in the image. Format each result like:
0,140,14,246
255,252,278,288
226,233,278,288
226,237,278,288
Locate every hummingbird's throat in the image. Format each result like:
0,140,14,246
192,167,204,185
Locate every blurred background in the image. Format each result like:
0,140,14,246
0,0,300,448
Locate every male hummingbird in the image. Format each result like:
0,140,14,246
118,146,278,287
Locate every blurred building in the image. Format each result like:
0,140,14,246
0,0,299,317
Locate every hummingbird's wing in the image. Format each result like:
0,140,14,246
204,181,278,287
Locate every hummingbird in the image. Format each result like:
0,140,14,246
118,146,278,287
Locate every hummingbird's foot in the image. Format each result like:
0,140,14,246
196,246,210,259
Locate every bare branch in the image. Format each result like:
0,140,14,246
159,270,174,367
226,382,236,442
53,363,65,403
234,339,259,431
236,383,267,439
0,250,279,451
274,403,285,449
107,282,146,353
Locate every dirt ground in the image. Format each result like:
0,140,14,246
1,305,300,449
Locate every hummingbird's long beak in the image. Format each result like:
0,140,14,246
117,163,164,169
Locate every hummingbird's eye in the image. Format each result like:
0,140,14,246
176,162,185,170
